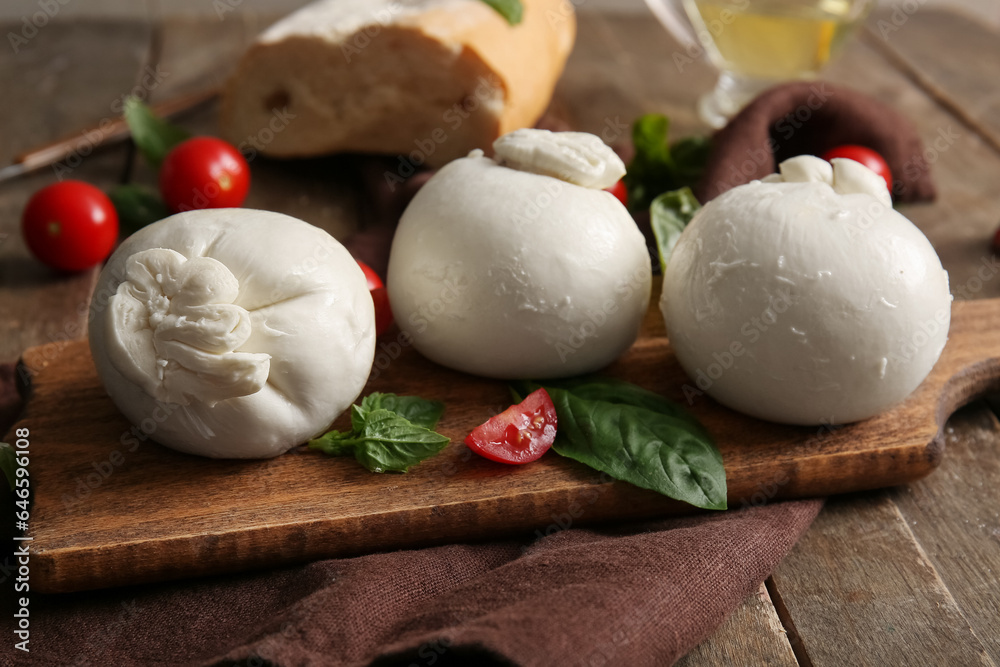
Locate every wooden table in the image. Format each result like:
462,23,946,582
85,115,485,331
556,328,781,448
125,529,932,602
1,7,998,666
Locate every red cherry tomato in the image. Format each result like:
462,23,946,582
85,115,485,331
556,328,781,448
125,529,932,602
821,145,892,192
159,137,250,213
357,259,394,337
606,179,628,206
21,180,119,272
465,388,558,465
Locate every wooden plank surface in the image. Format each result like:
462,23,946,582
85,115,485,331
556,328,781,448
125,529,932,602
130,15,364,244
1,7,999,665
864,10,1000,152
11,293,1000,594
771,490,997,666
0,20,152,365
756,14,1000,667
676,582,798,667
889,406,1000,661
570,13,1000,664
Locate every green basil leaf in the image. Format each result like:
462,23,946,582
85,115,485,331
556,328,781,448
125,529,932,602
538,376,702,429
623,113,711,212
624,114,672,211
307,430,355,456
123,96,190,167
479,0,523,25
311,394,450,472
0,442,16,491
108,184,171,235
349,403,368,432
632,113,671,163
669,135,712,183
349,409,451,473
359,392,445,430
545,387,727,510
650,187,701,273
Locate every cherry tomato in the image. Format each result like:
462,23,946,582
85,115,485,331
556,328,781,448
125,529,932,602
21,180,119,272
606,179,628,206
159,137,250,213
465,388,558,465
357,259,394,337
821,145,892,192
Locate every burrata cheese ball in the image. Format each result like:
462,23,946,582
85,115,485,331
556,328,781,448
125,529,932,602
661,155,951,425
387,129,652,379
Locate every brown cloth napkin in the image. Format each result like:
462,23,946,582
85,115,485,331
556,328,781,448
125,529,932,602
0,336,822,667
0,151,823,666
695,81,937,204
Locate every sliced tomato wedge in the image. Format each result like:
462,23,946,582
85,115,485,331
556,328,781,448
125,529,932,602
465,388,557,465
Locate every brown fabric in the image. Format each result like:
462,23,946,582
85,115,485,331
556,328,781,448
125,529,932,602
0,453,819,666
1,148,824,666
694,81,937,204
0,367,822,667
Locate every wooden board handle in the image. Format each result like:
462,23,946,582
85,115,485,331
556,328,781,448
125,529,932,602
928,298,1000,423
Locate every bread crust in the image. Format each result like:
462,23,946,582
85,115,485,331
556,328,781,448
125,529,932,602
220,0,575,167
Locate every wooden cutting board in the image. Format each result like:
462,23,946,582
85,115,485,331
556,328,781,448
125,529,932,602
9,295,1000,594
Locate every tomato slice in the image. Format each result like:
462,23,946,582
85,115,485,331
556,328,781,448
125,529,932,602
465,388,557,465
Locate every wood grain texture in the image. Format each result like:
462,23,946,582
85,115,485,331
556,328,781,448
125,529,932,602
0,20,151,364
9,294,1000,594
863,10,1000,153
126,16,363,244
745,14,1000,666
887,406,1000,662
676,583,798,667
770,492,997,667
820,40,1000,301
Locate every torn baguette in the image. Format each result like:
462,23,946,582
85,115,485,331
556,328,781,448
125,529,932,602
220,0,576,167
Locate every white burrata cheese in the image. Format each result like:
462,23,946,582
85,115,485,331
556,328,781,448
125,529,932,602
89,209,376,458
661,155,951,425
387,129,651,379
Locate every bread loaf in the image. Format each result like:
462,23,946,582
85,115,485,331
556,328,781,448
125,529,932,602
221,0,575,168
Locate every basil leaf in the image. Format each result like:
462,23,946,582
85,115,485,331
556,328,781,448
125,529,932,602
109,184,171,235
650,187,701,273
308,430,355,456
537,376,702,429
624,113,711,211
0,442,16,491
310,394,450,472
632,113,672,164
545,386,727,510
347,409,450,473
123,96,190,167
479,0,523,25
669,135,712,182
359,392,445,430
